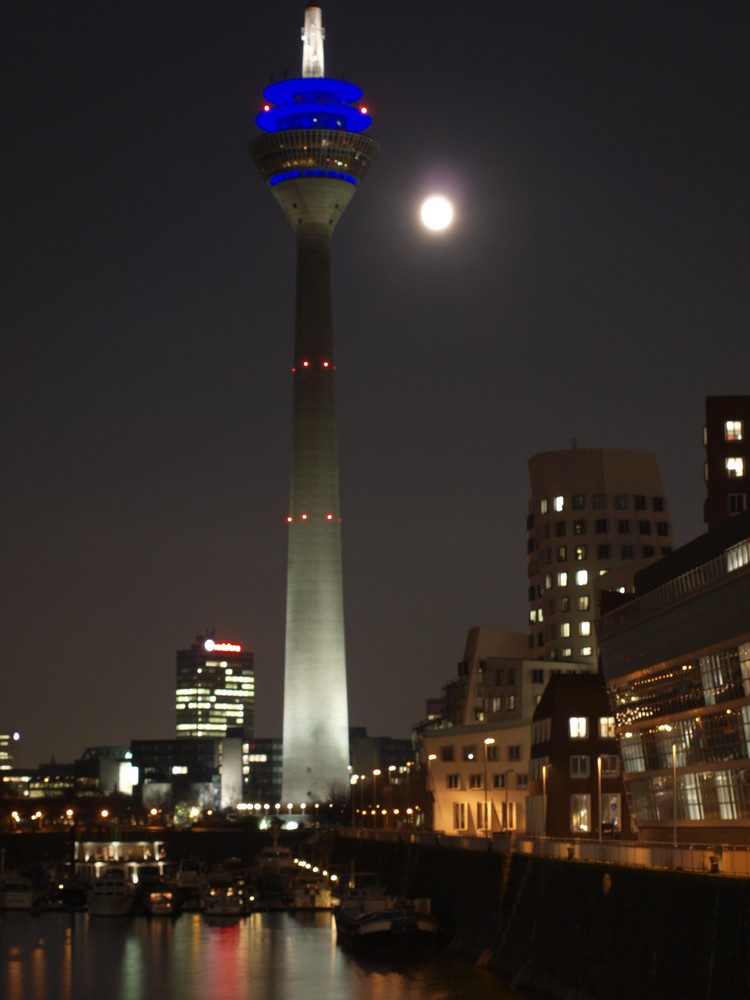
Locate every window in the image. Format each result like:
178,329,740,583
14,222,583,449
491,696,503,712
614,494,628,509
561,622,571,637
725,420,744,441
476,801,489,830
581,646,593,656
447,774,459,789
560,596,570,612
593,494,606,509
575,545,587,561
453,802,466,830
557,546,567,562
600,754,619,777
570,794,591,833
555,520,566,537
599,716,616,739
621,544,635,559
634,495,647,510
462,746,476,761
538,608,544,622
508,745,521,761
597,544,611,559
539,498,548,514
469,773,482,789
729,494,747,514
493,773,506,789
652,497,665,511
573,519,586,535
441,746,454,762
554,495,565,512
507,669,516,684
578,595,590,611
661,546,673,556
643,545,655,558
727,457,745,478
572,494,585,510
569,716,588,739
562,647,572,658
657,522,670,536
638,521,651,535
486,744,499,761
618,519,631,534
557,571,568,587
507,694,516,711
576,569,588,585
529,609,537,623
570,755,590,778
579,620,591,636
532,668,545,684
595,519,608,534
517,774,529,789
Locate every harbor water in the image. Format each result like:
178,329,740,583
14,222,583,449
1,909,524,1000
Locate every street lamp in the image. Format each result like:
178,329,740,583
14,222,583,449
372,769,381,828
483,738,495,837
542,764,548,838
672,743,677,848
597,756,602,845
503,769,515,832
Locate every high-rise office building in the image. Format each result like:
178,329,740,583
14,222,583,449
527,449,674,663
175,634,254,739
0,730,20,770
249,6,378,804
703,395,749,530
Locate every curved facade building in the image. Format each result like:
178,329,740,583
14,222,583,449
249,6,378,806
527,449,674,664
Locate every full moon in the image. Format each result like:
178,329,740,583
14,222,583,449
420,195,454,231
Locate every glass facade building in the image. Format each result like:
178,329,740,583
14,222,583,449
600,511,750,842
175,635,254,740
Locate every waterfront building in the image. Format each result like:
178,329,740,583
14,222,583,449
703,395,749,530
599,509,750,843
0,731,20,770
527,448,674,663
242,736,283,807
249,5,378,805
423,628,597,836
527,671,633,839
175,633,254,740
131,737,222,811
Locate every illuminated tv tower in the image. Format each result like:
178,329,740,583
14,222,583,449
249,5,378,806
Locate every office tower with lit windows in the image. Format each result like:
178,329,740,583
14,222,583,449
703,395,749,530
527,449,674,663
175,634,255,739
249,6,378,804
0,730,20,770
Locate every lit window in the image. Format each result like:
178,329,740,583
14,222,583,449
599,716,616,739
557,572,568,587
600,754,619,777
529,609,537,623
575,545,587,561
562,647,572,658
725,420,744,441
578,595,590,611
557,545,567,561
538,608,544,622
576,569,588,585
560,596,570,612
540,499,548,514
569,716,588,739
581,646,593,656
726,457,745,478
554,495,564,512
561,622,571,637
579,620,591,636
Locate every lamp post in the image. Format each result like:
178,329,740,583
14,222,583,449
672,743,677,848
597,756,602,845
503,769,515,832
372,769,381,829
483,738,495,837
542,764,548,839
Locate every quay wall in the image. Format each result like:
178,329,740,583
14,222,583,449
327,834,750,1000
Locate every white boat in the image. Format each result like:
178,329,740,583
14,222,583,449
88,866,134,917
0,873,34,911
204,869,244,917
291,875,334,910
145,889,175,916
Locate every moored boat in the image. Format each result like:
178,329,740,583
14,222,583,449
334,885,439,952
88,866,134,917
0,872,34,911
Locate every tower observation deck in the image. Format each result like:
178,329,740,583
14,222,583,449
249,5,378,807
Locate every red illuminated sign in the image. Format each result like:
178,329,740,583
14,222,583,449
204,639,242,653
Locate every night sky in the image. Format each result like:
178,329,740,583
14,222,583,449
3,2,748,767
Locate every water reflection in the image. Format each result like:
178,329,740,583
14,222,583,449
0,911,522,1000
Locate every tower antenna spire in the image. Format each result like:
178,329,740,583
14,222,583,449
301,5,325,78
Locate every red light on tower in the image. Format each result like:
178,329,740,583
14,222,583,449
326,513,334,520
301,513,308,520
287,516,293,523
302,360,310,368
